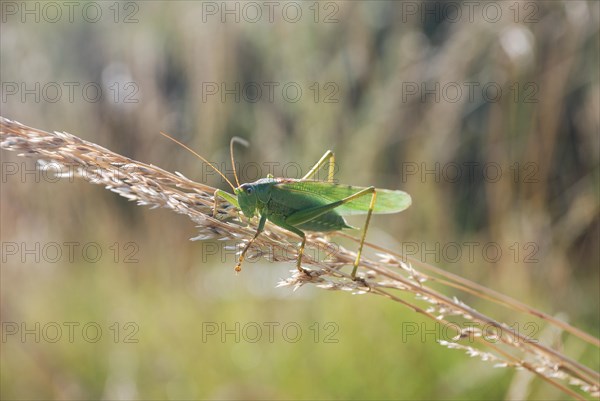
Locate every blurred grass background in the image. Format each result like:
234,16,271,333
1,1,598,399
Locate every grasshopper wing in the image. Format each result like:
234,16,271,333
275,180,411,215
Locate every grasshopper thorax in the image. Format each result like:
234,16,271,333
235,178,278,218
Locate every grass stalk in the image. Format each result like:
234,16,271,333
1,116,598,398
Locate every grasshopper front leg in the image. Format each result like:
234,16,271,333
235,214,267,273
213,189,240,218
271,220,308,274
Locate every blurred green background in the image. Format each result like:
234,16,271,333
1,1,598,399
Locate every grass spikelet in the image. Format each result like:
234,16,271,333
1,116,598,399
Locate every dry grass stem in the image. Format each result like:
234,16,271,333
1,116,598,399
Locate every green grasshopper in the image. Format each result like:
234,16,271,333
160,134,411,280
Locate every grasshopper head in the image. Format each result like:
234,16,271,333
235,183,257,218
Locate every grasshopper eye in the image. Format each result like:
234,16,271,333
246,187,253,194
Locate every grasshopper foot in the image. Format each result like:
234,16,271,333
351,275,370,288
296,265,312,276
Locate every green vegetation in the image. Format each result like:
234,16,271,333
1,1,598,399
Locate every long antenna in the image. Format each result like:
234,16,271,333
230,136,249,187
159,131,236,191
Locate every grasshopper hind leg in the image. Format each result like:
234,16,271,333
303,150,335,182
351,188,377,280
285,186,378,280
